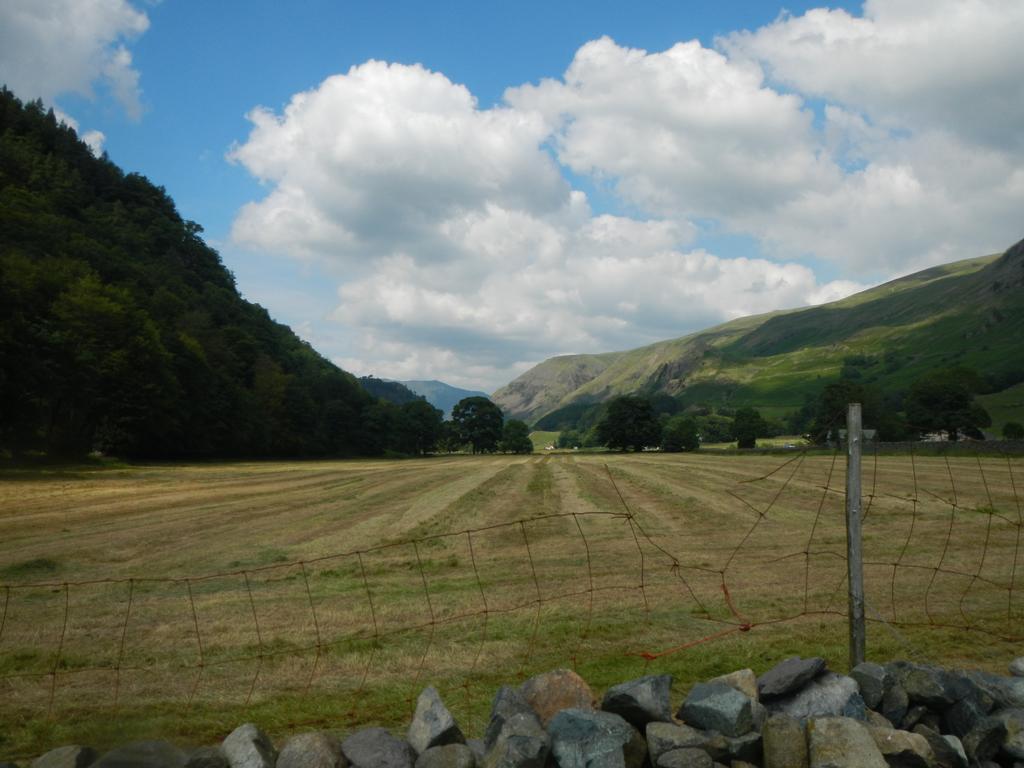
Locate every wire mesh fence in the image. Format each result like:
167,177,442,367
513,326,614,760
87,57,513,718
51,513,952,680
1,445,1021,756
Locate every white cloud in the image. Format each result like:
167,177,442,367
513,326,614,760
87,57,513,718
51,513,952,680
0,0,149,119
230,61,861,390
230,8,1022,390
722,0,1024,150
506,36,837,221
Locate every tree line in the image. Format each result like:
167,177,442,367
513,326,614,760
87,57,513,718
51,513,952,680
0,89,532,461
566,364,1008,452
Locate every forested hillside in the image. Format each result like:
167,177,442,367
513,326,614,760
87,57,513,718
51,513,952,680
0,89,384,459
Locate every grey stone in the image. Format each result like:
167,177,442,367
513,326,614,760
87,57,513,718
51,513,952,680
93,741,187,768
994,708,1024,760
767,674,865,723
278,732,347,768
518,669,594,727
185,747,229,768
644,723,726,763
655,749,712,768
850,663,887,710
31,746,98,768
601,674,674,728
482,712,549,768
415,744,476,768
709,670,758,702
759,658,827,701
899,705,928,731
1002,677,1024,708
867,727,934,768
866,711,894,730
881,685,909,728
942,671,995,713
408,687,465,755
911,726,967,768
944,697,985,738
807,717,887,768
485,687,537,752
885,663,954,709
343,728,416,768
724,732,760,764
762,715,808,768
222,725,276,768
678,682,753,737
961,717,1006,764
751,702,769,732
465,741,486,763
548,709,639,768
1011,658,1024,678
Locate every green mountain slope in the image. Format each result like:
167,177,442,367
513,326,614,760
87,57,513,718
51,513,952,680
0,89,383,458
493,240,1024,427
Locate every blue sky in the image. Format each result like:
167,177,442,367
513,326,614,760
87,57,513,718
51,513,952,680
3,1,1023,390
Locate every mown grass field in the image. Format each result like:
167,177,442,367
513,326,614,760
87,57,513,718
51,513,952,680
1,451,1022,759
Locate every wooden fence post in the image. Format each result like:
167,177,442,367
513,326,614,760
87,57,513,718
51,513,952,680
846,402,866,667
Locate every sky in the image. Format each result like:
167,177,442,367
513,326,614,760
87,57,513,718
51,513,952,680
2,1,1023,393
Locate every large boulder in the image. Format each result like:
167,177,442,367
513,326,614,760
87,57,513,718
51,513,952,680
884,663,954,710
222,725,276,768
414,744,477,768
92,741,188,768
807,718,887,768
548,709,644,768
185,747,229,768
654,748,712,768
484,687,537,751
601,674,673,729
408,687,465,755
647,724,720,765
481,712,549,768
960,717,1006,765
867,727,934,768
278,732,348,768
850,663,887,710
343,728,416,768
993,708,1024,760
31,746,97,768
1010,658,1024,678
677,682,753,737
759,659,827,701
761,714,808,768
767,674,866,723
911,726,967,768
518,670,594,727
709,669,758,702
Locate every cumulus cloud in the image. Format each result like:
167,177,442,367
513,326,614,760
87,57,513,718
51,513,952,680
230,4,1022,389
0,0,149,119
506,36,837,221
230,60,859,390
722,0,1024,150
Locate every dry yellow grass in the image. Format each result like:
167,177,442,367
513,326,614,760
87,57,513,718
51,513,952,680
1,451,1021,759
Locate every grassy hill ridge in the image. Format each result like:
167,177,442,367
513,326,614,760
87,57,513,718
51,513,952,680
494,240,1024,427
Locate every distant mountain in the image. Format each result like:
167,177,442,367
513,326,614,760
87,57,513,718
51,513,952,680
493,239,1024,428
359,377,423,406
399,380,490,418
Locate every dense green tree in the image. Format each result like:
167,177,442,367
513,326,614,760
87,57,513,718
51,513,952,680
905,369,990,441
694,413,734,443
394,400,444,455
499,420,533,454
596,395,661,451
732,407,766,449
0,87,386,459
1004,422,1024,440
451,396,503,454
661,415,699,452
556,429,582,449
809,381,883,444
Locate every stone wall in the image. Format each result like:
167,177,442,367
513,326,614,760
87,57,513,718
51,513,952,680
14,657,1024,768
